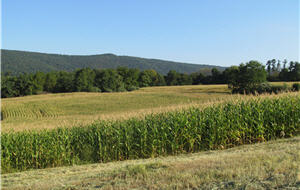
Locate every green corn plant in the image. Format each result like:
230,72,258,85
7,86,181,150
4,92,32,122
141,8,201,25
1,95,300,173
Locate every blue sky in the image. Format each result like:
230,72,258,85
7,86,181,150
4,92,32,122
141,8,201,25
2,0,299,67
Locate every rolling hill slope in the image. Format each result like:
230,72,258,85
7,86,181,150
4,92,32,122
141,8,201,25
1,49,225,75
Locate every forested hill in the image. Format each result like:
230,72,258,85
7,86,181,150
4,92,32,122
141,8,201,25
1,49,225,75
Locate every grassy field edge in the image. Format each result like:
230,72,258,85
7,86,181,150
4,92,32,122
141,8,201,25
2,135,300,190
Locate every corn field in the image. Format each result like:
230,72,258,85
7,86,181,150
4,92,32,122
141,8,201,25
1,104,59,121
2,95,300,173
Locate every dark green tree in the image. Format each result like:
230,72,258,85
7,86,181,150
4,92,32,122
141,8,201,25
223,66,240,88
15,74,34,96
138,70,161,87
54,71,75,92
190,72,205,85
279,68,289,81
271,59,277,72
177,73,193,85
228,61,267,94
165,70,180,86
32,72,46,94
117,67,140,90
266,60,272,76
44,72,57,92
74,68,96,92
95,69,125,92
289,62,300,81
1,75,18,98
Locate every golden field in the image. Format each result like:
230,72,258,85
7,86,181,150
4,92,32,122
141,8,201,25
1,85,232,132
1,82,300,189
1,82,298,132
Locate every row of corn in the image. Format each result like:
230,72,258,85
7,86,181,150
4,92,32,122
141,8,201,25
2,95,300,173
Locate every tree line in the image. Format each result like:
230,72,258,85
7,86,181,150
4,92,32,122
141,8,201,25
1,60,300,98
225,60,300,94
266,59,300,81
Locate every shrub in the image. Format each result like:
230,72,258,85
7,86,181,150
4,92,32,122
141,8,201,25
127,86,140,91
232,83,291,95
270,84,290,94
116,84,127,92
292,83,300,91
255,82,271,94
88,86,101,92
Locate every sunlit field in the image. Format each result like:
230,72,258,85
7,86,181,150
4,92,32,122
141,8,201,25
2,0,299,188
1,82,298,132
1,85,231,132
2,135,299,190
2,83,300,189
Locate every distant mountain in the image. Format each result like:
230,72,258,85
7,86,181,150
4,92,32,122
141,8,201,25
1,49,225,75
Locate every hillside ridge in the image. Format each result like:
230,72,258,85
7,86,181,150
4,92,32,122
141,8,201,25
1,49,225,75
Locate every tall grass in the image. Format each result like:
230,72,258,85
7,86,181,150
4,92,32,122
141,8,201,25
2,95,300,173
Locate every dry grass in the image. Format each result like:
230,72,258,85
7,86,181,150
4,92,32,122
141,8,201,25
1,83,298,132
2,136,299,190
1,85,234,132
